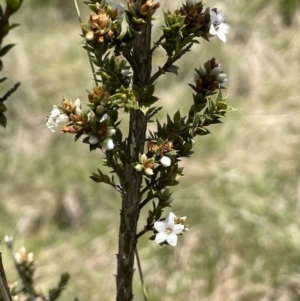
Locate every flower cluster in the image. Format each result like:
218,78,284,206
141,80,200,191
84,1,124,44
46,98,81,133
148,139,176,167
180,0,210,32
14,247,35,285
154,212,188,247
46,98,116,151
127,0,161,30
134,154,158,176
193,58,227,94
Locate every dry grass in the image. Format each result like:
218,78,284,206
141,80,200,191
1,0,300,300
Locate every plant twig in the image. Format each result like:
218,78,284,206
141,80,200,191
0,253,12,301
136,226,152,240
0,82,21,102
134,247,148,301
150,35,165,54
149,42,194,84
73,0,97,86
6,247,45,301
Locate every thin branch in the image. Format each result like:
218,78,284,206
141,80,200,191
0,253,12,301
136,226,152,240
150,35,165,54
139,195,153,210
0,82,21,102
149,42,194,84
73,0,97,86
6,247,46,301
134,248,148,301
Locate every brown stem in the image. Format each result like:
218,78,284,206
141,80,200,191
116,21,152,301
0,253,12,301
149,42,194,84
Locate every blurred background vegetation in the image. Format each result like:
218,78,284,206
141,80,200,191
1,0,300,300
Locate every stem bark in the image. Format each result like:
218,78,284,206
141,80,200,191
115,22,152,301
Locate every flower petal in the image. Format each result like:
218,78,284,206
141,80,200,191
186,0,195,8
165,212,176,228
57,114,69,123
167,233,178,246
134,164,143,172
209,10,217,22
172,224,184,234
100,113,108,123
216,11,225,23
154,221,166,233
106,128,116,137
89,135,99,145
145,168,154,176
155,232,168,244
209,24,217,35
218,22,231,34
160,156,171,167
217,32,227,43
101,138,114,150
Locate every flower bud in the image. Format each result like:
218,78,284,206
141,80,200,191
6,0,22,12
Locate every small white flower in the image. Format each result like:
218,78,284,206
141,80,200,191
154,212,184,247
121,69,130,77
186,0,196,8
209,10,231,43
100,137,114,151
145,167,154,176
160,156,171,167
85,31,94,41
74,98,82,114
46,105,69,132
89,135,100,145
4,235,13,248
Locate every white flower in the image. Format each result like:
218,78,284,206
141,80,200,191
135,154,157,175
89,135,99,145
186,0,196,8
209,10,231,43
100,136,115,151
154,212,184,247
73,98,82,114
89,114,116,150
160,156,171,167
46,105,69,132
4,235,13,248
106,0,125,22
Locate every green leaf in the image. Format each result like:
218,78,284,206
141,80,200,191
146,84,155,98
144,96,159,106
0,113,7,128
81,23,91,32
6,23,20,31
0,44,15,57
216,101,227,110
0,103,7,113
173,110,181,123
132,84,142,101
90,169,113,185
166,64,179,75
216,89,223,102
